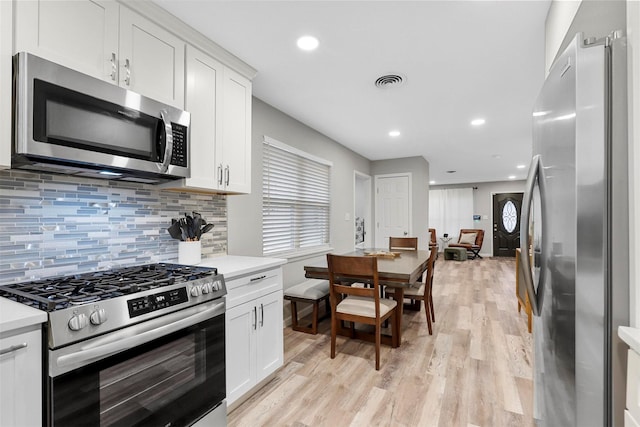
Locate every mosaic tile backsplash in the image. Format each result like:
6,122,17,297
0,170,227,285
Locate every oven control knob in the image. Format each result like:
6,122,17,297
190,286,201,297
201,282,212,294
212,280,219,291
90,309,108,325
68,313,88,331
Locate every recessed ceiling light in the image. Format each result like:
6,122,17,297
533,111,548,117
429,180,436,185
471,118,486,126
517,164,526,169
508,175,516,179
297,35,319,51
388,130,401,137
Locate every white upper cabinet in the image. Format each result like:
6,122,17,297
0,0,13,169
183,46,223,190
162,47,252,194
221,67,252,194
14,0,184,108
118,7,184,108
14,0,119,81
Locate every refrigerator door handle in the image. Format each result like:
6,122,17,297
520,155,544,316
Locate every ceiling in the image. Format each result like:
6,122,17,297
153,0,551,185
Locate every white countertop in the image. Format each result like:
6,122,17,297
0,297,47,333
619,326,640,355
198,255,287,280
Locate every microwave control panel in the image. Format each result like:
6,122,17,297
170,123,188,167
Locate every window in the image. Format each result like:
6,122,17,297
262,136,331,256
428,188,474,239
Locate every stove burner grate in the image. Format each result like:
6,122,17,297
0,263,217,311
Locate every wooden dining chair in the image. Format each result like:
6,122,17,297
388,236,418,251
385,247,437,335
326,254,400,370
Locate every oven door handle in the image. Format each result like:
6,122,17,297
54,301,224,373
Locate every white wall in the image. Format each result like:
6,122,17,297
545,1,581,72
628,0,640,327
546,1,626,73
431,180,526,256
227,98,371,289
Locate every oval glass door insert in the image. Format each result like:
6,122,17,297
502,200,518,233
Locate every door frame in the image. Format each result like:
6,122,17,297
353,170,372,249
374,172,412,248
490,191,524,257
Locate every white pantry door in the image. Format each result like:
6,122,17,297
374,174,411,248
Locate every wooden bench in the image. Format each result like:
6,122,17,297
284,279,330,334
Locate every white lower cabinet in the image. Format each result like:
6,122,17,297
225,267,283,408
0,325,43,427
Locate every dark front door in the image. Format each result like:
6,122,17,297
493,192,523,257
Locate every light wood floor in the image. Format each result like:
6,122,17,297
228,256,534,427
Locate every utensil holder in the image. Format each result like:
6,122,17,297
178,241,201,265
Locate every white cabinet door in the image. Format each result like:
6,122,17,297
256,291,283,382
225,300,256,406
0,327,42,427
119,7,185,108
183,46,223,189
14,0,119,81
0,0,12,169
220,67,252,193
162,51,252,193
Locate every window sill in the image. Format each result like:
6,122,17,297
266,246,334,263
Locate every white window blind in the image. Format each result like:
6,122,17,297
262,136,331,256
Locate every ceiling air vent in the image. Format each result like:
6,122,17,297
374,74,405,88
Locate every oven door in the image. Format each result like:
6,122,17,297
47,301,225,427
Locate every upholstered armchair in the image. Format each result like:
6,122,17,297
448,229,484,259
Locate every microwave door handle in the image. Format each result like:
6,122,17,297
159,109,173,174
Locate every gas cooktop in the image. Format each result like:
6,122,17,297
0,263,226,349
0,263,218,311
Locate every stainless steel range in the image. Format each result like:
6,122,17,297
0,263,227,427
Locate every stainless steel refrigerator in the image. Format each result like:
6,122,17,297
520,32,629,426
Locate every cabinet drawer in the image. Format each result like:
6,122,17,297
226,268,282,309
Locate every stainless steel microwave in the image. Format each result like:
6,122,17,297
12,52,190,183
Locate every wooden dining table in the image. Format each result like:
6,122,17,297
303,248,431,346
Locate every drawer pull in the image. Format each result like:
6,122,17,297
0,342,27,356
250,275,267,282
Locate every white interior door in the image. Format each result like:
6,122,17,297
375,174,411,248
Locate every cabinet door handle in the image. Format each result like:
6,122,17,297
260,303,264,327
0,342,27,356
110,53,117,81
218,164,223,186
225,165,230,186
250,275,266,282
124,58,131,86
252,306,257,330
